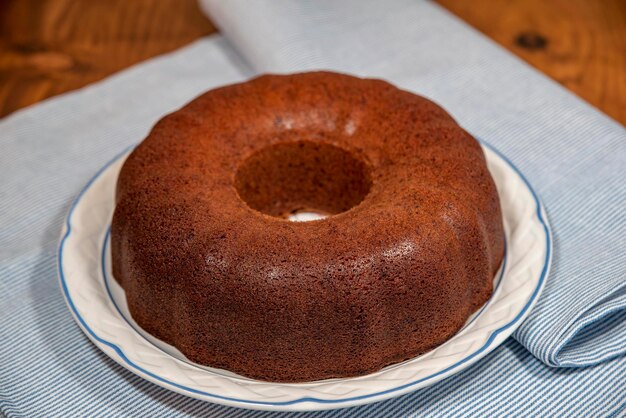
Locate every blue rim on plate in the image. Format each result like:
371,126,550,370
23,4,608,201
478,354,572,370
57,140,552,407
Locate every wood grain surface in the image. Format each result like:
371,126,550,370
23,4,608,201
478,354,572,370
437,0,626,125
0,0,215,117
0,0,624,124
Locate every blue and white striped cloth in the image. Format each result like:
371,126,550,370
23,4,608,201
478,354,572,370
1,1,624,416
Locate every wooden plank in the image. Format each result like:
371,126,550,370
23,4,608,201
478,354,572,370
0,0,215,117
0,0,624,124
437,0,626,124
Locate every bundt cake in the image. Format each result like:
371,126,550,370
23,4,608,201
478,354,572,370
111,71,505,382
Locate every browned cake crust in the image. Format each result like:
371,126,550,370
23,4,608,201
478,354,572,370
111,71,505,382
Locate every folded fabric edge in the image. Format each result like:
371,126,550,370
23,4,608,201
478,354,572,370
198,0,262,71
547,283,626,367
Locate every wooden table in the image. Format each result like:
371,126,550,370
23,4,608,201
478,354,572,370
1,0,624,124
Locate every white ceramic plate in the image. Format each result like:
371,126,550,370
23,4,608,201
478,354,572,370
58,141,551,412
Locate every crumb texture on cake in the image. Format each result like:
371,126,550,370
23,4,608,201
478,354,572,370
111,71,505,382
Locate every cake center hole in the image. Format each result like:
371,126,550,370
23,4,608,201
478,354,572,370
235,141,372,221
